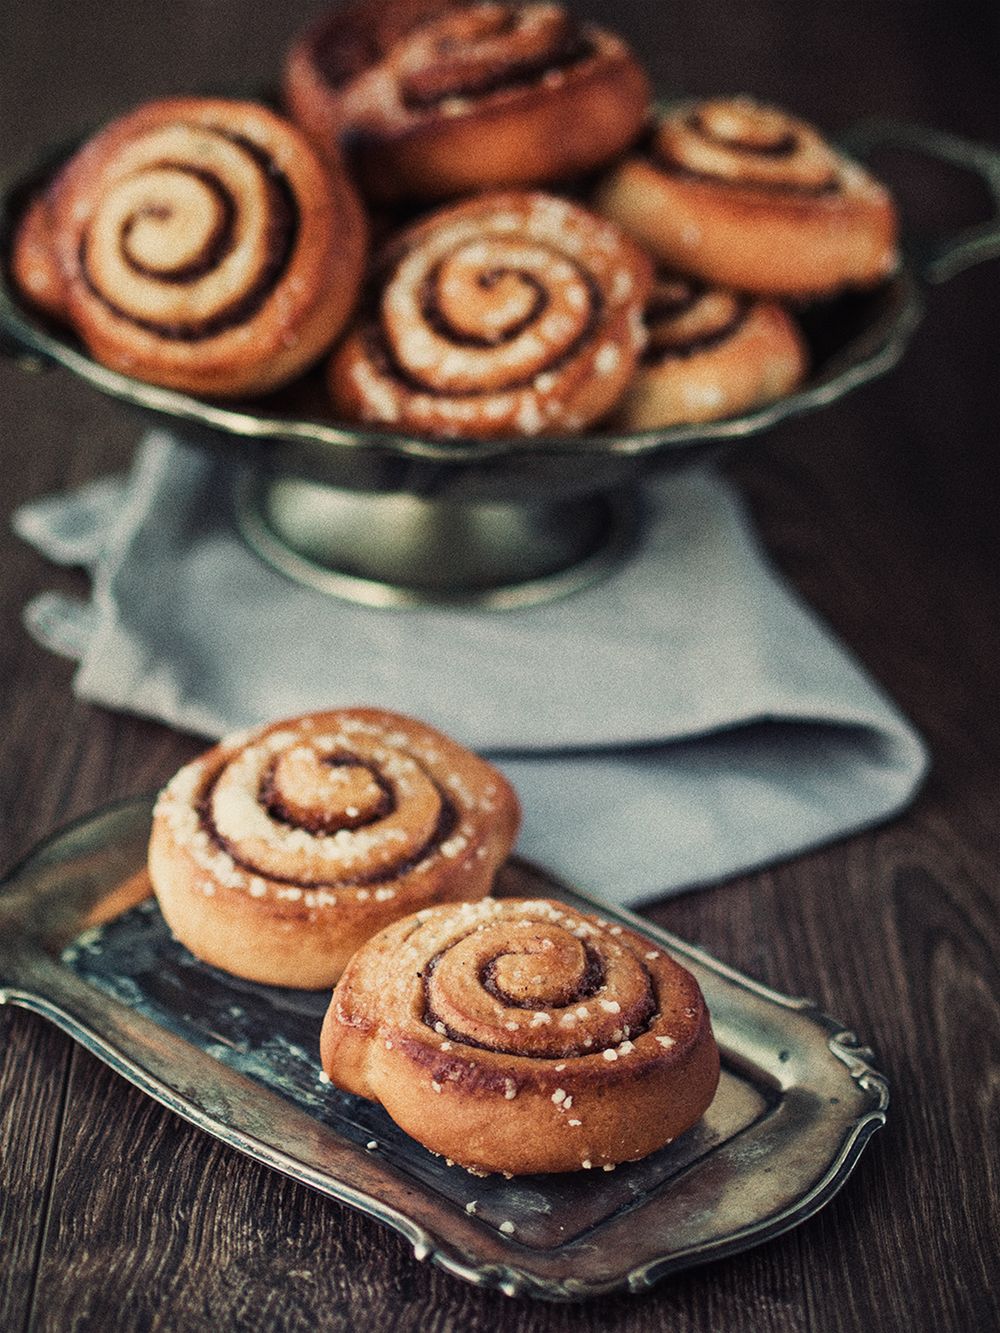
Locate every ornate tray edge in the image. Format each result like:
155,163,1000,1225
0,798,890,1302
0,274,921,461
618,1022,889,1296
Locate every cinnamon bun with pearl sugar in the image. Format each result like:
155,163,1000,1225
46,97,367,397
284,0,651,201
148,710,520,989
596,97,898,299
615,271,807,430
321,898,720,1175
328,191,652,438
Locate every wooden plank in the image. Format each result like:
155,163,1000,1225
26,1046,817,1333
1,0,999,1328
0,1011,72,1331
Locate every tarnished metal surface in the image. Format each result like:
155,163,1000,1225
0,799,888,1300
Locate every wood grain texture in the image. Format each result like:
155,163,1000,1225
0,1011,72,1331
1,1,999,1329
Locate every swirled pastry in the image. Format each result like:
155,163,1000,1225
47,97,367,396
148,710,520,988
284,0,651,201
321,897,720,1174
596,97,898,298
328,191,652,437
11,194,70,323
616,271,807,429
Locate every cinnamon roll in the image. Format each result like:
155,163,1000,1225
11,193,70,323
148,709,520,989
596,97,898,299
616,271,807,430
322,897,720,1175
284,0,651,201
47,97,367,396
328,191,652,438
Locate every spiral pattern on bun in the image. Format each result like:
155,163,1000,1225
596,97,898,298
47,97,366,396
615,270,807,429
329,191,652,437
322,897,720,1174
284,0,651,200
659,99,845,193
148,709,520,988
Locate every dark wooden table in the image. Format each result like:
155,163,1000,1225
2,3,999,1329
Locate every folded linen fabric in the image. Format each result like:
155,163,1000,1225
14,430,928,905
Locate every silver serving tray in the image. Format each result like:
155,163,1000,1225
0,797,888,1301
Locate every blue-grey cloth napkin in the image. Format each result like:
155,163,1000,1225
14,430,928,905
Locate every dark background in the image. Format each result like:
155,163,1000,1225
2,2,999,1330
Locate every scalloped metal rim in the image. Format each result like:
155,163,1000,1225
0,273,922,463
0,797,889,1302
0,125,925,470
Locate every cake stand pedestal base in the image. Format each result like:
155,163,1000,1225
235,472,639,610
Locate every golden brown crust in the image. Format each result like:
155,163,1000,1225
596,97,898,299
284,0,651,201
47,97,367,397
11,193,70,323
615,272,807,429
321,897,720,1174
328,190,652,438
284,0,472,153
148,709,520,989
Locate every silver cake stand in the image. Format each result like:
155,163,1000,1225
3,121,999,609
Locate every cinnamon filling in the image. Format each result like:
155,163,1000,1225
313,0,594,110
259,755,395,833
641,314,746,364
419,260,548,347
399,31,592,110
367,250,603,395
686,110,798,158
642,280,749,364
480,943,606,1008
195,769,458,889
421,937,658,1058
119,165,237,283
644,279,703,324
312,0,462,89
648,145,841,197
79,127,300,341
